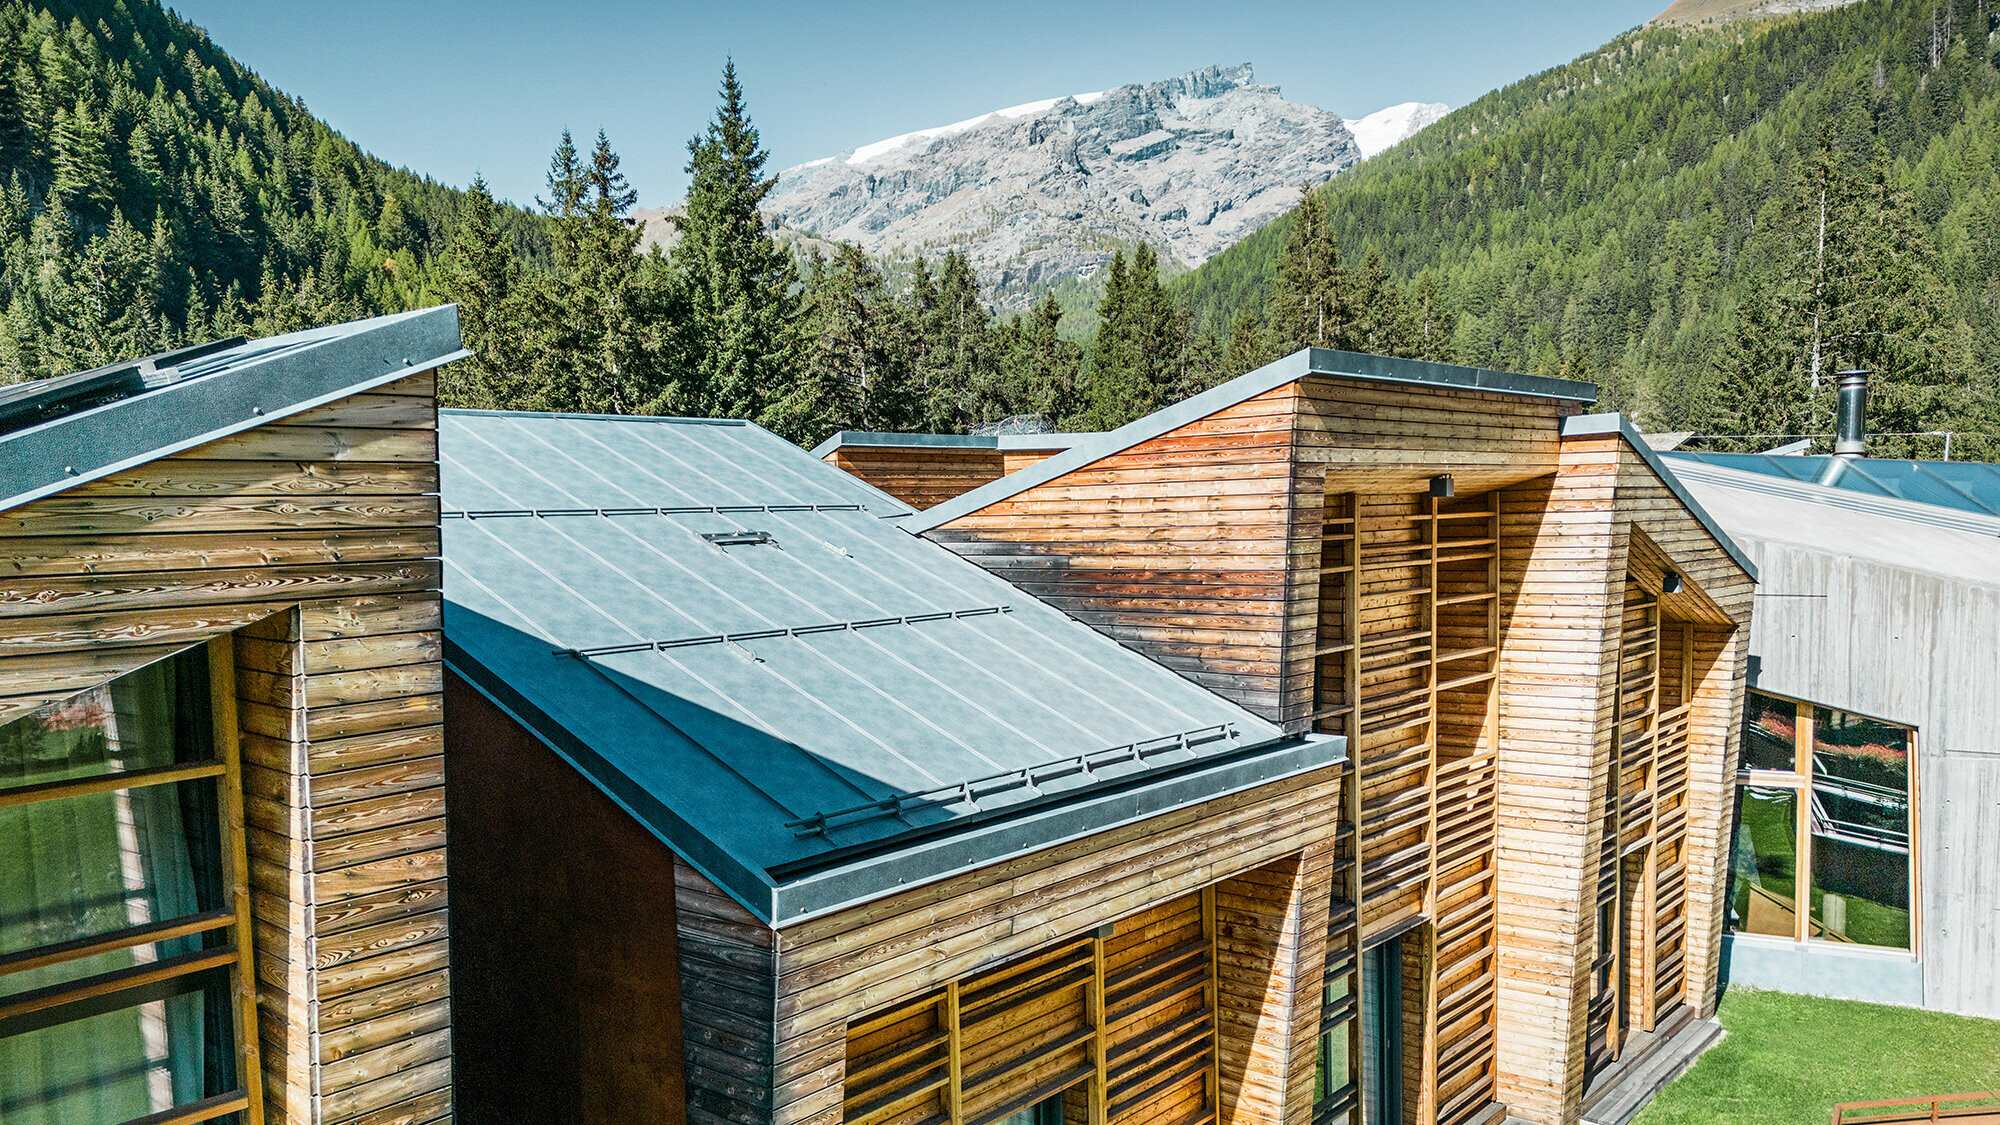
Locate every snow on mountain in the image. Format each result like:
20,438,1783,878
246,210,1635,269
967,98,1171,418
1345,101,1450,158
761,65,1441,309
844,90,1110,166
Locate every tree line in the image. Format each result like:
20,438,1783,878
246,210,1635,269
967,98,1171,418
441,66,1459,444
0,0,548,383
1178,0,2000,458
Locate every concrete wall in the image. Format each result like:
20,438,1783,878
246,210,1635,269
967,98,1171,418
1729,532,2000,1017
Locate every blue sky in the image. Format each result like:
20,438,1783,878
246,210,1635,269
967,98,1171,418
173,0,1667,208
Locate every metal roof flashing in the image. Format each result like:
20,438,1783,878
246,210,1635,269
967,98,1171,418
909,348,1598,533
1,306,467,512
451,635,1341,926
439,409,1300,926
810,430,1092,457
767,731,1343,925
1561,413,1759,582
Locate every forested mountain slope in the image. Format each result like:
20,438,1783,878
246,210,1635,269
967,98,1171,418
1176,0,2000,449
0,0,547,382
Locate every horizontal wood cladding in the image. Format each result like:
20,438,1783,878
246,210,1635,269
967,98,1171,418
679,858,781,1125
1491,455,1624,1125
0,372,450,1125
825,447,1009,511
777,765,1345,1125
924,378,1580,729
927,385,1304,722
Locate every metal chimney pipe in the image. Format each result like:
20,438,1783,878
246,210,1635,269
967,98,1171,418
1834,369,1870,459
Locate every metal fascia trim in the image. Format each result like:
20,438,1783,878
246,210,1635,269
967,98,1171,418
767,733,1343,926
443,644,781,924
2,307,465,512
1563,412,1760,582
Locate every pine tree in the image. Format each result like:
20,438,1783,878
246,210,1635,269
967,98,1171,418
1225,308,1273,375
672,61,800,423
1081,243,1180,429
441,174,519,407
1268,187,1349,352
49,97,112,217
1409,273,1456,363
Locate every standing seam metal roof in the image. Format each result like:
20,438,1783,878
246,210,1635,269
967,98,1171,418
1665,452,2000,520
438,410,1331,924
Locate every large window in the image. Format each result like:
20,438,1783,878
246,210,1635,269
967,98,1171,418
0,641,260,1125
1729,689,1915,950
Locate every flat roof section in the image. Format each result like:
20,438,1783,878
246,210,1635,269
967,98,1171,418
438,410,1336,925
907,347,1598,532
810,430,1090,457
0,306,468,512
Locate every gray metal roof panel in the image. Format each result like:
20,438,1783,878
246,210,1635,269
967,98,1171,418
1662,456,2000,540
1666,452,2000,519
439,410,1314,924
0,307,467,512
908,347,1598,532
1562,413,1758,582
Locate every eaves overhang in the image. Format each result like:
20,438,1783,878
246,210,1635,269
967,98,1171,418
0,306,468,513
1563,412,1759,582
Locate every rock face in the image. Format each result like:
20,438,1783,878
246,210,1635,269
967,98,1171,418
763,64,1434,308
1650,0,1862,25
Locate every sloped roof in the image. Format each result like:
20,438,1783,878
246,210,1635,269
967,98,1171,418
907,347,1596,532
1562,414,1758,581
0,307,467,512
437,410,1334,925
1667,452,2000,520
1672,459,2000,588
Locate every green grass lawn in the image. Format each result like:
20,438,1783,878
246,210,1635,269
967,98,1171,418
1635,988,2000,1125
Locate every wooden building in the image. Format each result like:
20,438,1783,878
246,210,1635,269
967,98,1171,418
812,431,1084,512
831,349,1761,1125
1666,452,2000,1018
0,310,464,1125
437,412,1345,1125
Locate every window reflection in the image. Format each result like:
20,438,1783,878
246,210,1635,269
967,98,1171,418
1730,786,1800,937
1728,692,1915,951
1809,707,1911,949
1740,690,1799,772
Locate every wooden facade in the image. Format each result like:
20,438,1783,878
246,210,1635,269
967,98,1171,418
769,762,1346,1125
1,370,452,1125
820,440,1073,511
853,372,1758,1125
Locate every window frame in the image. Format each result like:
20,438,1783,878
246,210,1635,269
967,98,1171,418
1732,687,1920,955
0,635,264,1125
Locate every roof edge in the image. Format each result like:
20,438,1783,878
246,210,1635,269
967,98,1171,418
3,306,466,513
444,644,781,925
910,348,1598,532
770,731,1344,926
1664,456,2000,541
811,430,1093,457
1562,412,1759,582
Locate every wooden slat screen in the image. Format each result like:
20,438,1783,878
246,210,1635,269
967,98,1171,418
842,896,1216,1125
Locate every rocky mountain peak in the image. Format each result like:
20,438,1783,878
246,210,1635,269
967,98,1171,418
760,65,1445,310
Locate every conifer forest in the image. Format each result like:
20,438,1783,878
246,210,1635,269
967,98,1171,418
3,0,1999,455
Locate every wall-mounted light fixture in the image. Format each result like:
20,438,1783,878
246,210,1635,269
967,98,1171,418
1662,571,1684,595
1429,474,1454,498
